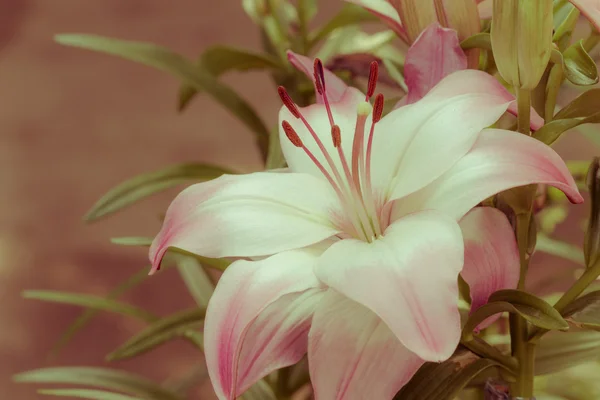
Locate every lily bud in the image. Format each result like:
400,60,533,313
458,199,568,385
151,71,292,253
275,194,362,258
392,0,438,43
490,0,554,90
585,157,600,268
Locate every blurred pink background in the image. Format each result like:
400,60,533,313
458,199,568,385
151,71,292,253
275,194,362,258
1,1,597,399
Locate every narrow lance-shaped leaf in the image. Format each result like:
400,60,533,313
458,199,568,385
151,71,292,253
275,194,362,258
85,163,233,222
532,111,600,145
174,255,215,308
38,388,142,400
54,34,271,159
535,331,600,375
49,267,150,359
563,40,599,86
394,349,504,400
14,367,182,400
488,289,570,330
22,290,157,323
536,233,585,265
556,88,600,120
108,308,206,361
178,46,282,111
563,290,600,330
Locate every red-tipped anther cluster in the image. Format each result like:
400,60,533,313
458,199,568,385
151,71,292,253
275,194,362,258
278,86,301,118
366,61,379,99
281,120,303,148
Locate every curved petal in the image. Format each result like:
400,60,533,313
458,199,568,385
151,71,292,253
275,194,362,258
345,0,408,41
460,207,519,331
204,250,324,400
149,172,342,273
404,24,468,105
315,210,464,361
371,70,514,202
391,129,583,222
569,0,600,32
309,290,424,399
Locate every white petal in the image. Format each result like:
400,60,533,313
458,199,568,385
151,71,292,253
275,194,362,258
309,290,424,400
204,250,324,399
391,129,583,222
371,70,514,203
315,211,464,361
149,172,342,273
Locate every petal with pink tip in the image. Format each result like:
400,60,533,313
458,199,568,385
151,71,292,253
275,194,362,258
315,210,464,361
459,207,520,331
372,70,514,202
148,172,342,273
344,0,408,41
403,23,468,105
391,129,583,222
569,0,600,31
309,290,424,399
287,51,357,104
204,250,324,400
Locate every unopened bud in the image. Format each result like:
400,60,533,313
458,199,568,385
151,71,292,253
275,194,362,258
491,0,553,90
585,157,600,268
393,0,438,43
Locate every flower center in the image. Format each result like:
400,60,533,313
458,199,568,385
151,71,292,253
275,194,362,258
279,60,385,242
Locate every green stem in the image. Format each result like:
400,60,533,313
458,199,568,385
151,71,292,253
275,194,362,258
529,260,600,342
516,88,531,136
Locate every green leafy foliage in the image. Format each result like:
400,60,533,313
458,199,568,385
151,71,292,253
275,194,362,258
84,163,232,222
55,34,270,159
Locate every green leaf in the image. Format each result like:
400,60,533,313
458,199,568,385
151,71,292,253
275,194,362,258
108,308,205,361
240,380,278,400
532,111,600,145
14,367,181,400
394,349,503,399
536,233,585,265
563,40,599,86
178,46,282,111
460,32,492,51
308,3,378,47
23,290,157,323
174,255,214,308
555,88,600,120
297,0,317,25
49,267,150,359
488,289,570,330
110,237,154,247
463,289,569,337
84,163,232,222
562,290,600,330
535,331,600,375
55,34,270,159
38,388,141,400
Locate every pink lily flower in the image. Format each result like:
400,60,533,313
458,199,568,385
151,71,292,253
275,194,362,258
149,55,582,399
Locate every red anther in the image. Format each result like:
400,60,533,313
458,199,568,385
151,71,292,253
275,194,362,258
331,124,341,147
277,86,301,118
282,120,303,147
366,61,379,98
313,58,326,94
373,94,384,123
